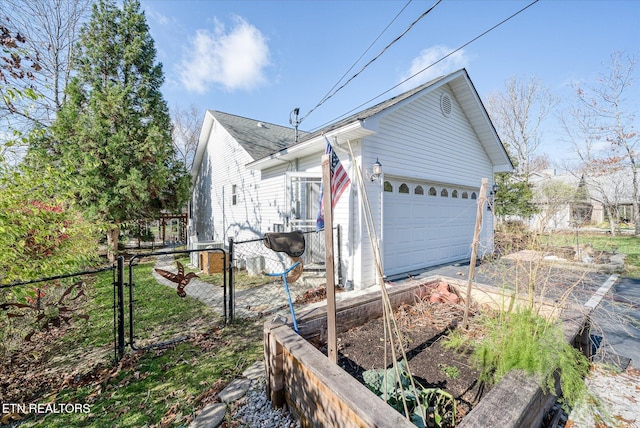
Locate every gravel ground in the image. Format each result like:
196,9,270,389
229,378,301,428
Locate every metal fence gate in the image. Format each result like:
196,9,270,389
115,248,228,358
3,229,337,364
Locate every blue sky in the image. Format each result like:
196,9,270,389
140,0,639,163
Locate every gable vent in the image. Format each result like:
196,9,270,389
440,93,452,117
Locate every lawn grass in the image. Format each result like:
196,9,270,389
540,231,640,278
15,260,264,427
31,321,262,427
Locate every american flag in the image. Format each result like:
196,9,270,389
316,137,351,231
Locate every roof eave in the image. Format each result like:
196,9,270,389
247,120,373,170
190,110,215,185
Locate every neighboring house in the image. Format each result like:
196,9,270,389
529,168,637,231
189,69,513,290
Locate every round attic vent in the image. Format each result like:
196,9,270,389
440,93,452,117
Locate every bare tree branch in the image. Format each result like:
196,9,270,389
0,0,92,125
170,103,202,172
561,52,639,235
487,75,559,179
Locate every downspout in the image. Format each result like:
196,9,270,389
347,141,357,290
379,171,384,277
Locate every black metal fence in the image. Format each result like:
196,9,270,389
227,227,338,321
1,228,337,368
0,263,118,360
124,248,227,354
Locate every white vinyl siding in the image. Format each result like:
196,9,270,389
356,86,494,285
191,71,504,291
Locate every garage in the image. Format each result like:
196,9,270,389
383,178,479,277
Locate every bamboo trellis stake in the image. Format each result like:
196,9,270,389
462,178,488,330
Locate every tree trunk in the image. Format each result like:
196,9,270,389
605,206,617,236
634,200,640,236
106,225,119,262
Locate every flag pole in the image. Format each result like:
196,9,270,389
321,154,338,363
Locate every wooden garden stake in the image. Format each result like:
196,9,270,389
322,154,338,363
463,178,488,330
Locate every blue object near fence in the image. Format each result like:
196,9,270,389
267,262,301,333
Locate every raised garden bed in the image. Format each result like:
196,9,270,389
264,276,600,427
327,298,487,424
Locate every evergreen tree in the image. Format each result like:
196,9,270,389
45,0,189,260
493,172,537,222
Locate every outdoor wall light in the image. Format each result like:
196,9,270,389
488,183,498,212
368,158,382,182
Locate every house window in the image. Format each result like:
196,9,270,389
428,187,437,196
452,190,458,198
441,188,448,197
462,191,469,199
471,192,477,200
384,181,393,192
415,185,424,195
399,183,409,194
232,184,237,205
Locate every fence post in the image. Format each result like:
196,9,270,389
222,248,227,324
116,255,125,360
228,237,234,323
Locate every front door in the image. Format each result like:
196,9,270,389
287,173,324,264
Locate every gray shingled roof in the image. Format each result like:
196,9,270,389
209,75,447,160
207,110,310,160
298,74,448,144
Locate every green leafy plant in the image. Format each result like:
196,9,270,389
445,308,588,409
438,363,460,380
363,359,457,427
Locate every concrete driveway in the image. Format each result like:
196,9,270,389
396,257,639,369
592,276,640,370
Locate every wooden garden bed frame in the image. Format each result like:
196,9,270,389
263,275,611,427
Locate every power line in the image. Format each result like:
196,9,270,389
299,0,442,124
308,0,540,133
304,0,414,120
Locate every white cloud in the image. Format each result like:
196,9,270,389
145,7,169,25
178,17,270,93
399,45,470,90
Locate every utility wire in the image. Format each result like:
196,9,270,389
308,0,540,133
300,0,442,124
305,0,414,121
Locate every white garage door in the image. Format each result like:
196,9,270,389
383,179,479,277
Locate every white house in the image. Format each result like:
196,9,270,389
189,69,513,290
529,168,637,231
